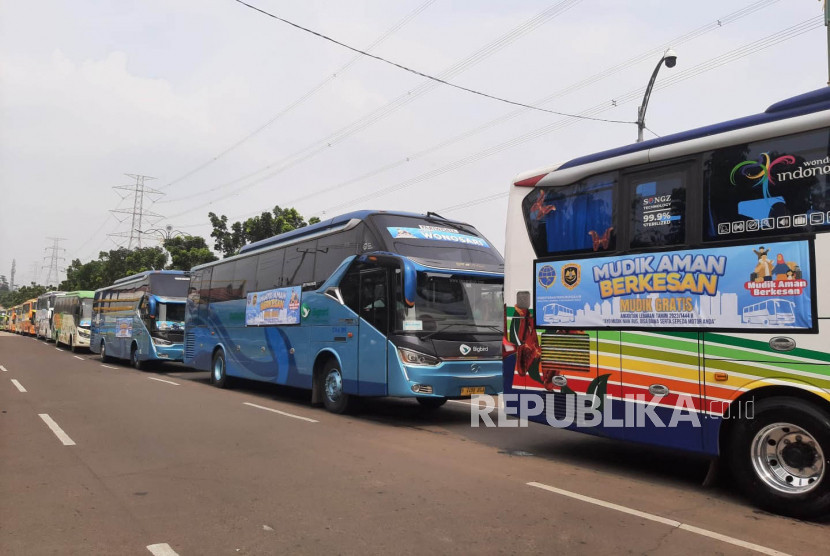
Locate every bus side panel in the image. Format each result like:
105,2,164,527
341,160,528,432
306,295,360,394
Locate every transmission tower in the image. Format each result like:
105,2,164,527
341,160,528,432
109,174,164,248
10,259,15,291
43,237,66,286
28,261,40,286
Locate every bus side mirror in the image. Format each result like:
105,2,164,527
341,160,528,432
402,258,417,307
148,296,157,317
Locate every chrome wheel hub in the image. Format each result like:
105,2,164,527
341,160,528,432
325,369,342,403
751,422,825,494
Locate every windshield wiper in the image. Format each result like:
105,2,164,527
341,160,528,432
422,322,501,340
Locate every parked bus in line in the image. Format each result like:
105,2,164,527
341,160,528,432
0,309,8,331
7,305,18,333
90,271,189,368
503,88,830,519
54,291,94,352
36,291,63,341
16,299,37,335
185,210,504,413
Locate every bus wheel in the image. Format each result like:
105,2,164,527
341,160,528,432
417,397,448,409
322,360,353,414
100,341,112,363
728,397,830,519
211,350,231,388
131,344,144,370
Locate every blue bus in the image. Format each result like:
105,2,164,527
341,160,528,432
185,210,504,413
90,270,190,368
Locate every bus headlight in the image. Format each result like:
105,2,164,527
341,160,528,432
398,348,440,366
152,336,173,346
78,328,90,337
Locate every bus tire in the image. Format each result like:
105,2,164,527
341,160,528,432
727,396,830,519
322,359,354,414
211,350,232,388
417,397,448,409
100,341,112,363
131,344,144,370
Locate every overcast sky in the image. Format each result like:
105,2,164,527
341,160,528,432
0,0,825,286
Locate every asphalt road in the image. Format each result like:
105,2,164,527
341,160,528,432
1,331,828,555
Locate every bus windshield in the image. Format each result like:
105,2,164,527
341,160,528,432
396,273,503,336
157,302,185,330
372,214,503,269
80,299,93,325
150,274,190,298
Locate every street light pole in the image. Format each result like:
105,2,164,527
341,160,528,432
636,48,677,143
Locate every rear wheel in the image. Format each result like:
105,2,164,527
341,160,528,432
130,344,144,370
211,350,231,388
322,359,354,414
100,341,112,363
728,397,830,519
417,397,448,409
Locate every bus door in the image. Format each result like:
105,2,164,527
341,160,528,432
357,267,390,395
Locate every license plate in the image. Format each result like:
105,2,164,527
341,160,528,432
461,386,486,396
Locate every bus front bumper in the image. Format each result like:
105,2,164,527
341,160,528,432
391,359,503,398
151,343,184,362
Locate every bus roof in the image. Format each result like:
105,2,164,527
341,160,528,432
57,291,95,298
559,88,830,172
514,88,830,184
111,269,188,285
237,210,474,255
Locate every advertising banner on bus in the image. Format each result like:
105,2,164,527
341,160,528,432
116,318,133,337
534,240,813,330
246,286,302,326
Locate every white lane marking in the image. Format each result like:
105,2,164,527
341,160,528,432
0,365,7,372
148,377,179,386
101,364,118,369
147,543,179,556
73,355,84,360
38,414,76,446
527,482,790,556
11,379,27,392
244,402,319,423
55,348,61,351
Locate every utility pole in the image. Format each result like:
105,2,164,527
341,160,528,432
43,237,66,286
109,174,164,249
826,0,830,86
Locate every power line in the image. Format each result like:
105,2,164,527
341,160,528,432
319,16,823,215
158,0,439,192
160,0,601,216
169,0,783,224
234,0,631,125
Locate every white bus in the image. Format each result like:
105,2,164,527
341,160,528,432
55,291,94,352
35,291,62,341
503,88,830,519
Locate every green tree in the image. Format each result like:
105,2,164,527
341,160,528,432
208,205,320,258
0,275,8,293
0,283,48,307
59,247,167,291
163,236,218,270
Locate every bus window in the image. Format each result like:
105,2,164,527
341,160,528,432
521,173,616,257
627,166,688,249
